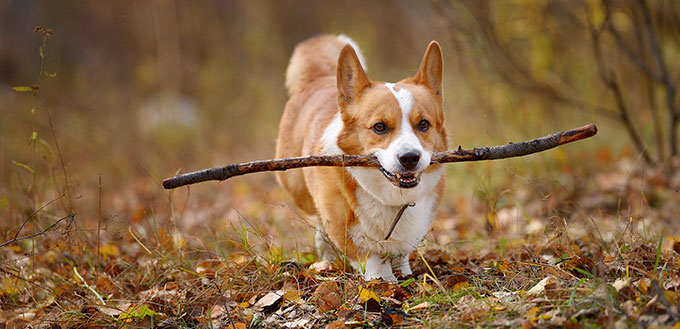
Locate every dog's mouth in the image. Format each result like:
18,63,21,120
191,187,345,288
379,168,421,189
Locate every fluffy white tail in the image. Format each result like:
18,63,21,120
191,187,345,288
285,34,366,96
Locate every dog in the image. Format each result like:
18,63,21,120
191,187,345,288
276,34,447,281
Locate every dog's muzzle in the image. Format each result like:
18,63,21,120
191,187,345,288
379,167,421,189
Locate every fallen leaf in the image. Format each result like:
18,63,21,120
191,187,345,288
313,282,342,313
408,301,431,312
453,281,470,290
327,320,347,329
383,306,406,325
97,305,124,317
99,244,120,257
639,278,649,293
13,311,36,321
527,276,556,296
612,278,629,292
309,260,334,272
525,306,540,322
359,287,381,303
119,304,159,322
254,290,284,312
283,289,304,304
498,260,511,274
282,318,309,328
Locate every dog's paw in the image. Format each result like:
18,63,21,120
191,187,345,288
392,255,412,276
357,255,397,282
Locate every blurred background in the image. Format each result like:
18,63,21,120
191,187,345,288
1,0,679,255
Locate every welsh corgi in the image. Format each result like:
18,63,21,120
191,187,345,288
276,34,448,281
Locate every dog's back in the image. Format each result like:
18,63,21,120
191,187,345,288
276,35,365,216
284,34,366,96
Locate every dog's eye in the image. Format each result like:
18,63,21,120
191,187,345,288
417,119,430,132
372,122,387,134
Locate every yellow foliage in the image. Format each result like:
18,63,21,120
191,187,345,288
99,244,120,257
359,287,381,303
526,306,540,322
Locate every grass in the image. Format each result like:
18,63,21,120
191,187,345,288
1,168,679,327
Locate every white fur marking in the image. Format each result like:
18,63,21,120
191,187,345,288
384,83,414,117
320,113,344,155
376,83,432,175
337,34,367,71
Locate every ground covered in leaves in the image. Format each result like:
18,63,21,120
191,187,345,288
2,155,680,328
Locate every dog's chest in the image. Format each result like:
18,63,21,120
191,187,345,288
350,187,437,256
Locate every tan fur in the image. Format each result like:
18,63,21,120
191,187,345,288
286,35,357,96
277,35,447,278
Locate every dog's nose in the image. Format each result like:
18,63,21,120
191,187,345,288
398,151,421,171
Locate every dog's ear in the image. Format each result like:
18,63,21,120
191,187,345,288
413,41,443,98
337,45,371,109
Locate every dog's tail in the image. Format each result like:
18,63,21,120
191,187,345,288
285,34,366,96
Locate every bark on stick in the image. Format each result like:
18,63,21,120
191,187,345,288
163,123,597,189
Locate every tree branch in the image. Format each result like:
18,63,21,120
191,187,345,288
639,0,679,157
588,11,654,164
0,212,75,248
163,124,597,189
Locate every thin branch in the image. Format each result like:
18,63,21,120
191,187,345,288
11,194,65,242
450,1,622,121
639,0,679,157
163,124,597,189
589,15,654,164
631,3,667,162
601,0,662,82
0,212,75,248
606,22,662,81
651,279,680,323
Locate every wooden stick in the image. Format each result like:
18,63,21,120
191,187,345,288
163,124,597,189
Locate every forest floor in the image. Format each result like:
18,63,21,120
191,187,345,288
2,153,680,328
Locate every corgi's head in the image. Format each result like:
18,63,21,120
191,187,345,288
335,41,448,189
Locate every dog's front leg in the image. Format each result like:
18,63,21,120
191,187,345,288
391,254,412,276
358,255,397,282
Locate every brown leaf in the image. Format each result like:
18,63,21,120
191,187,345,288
282,289,304,304
443,274,467,289
423,249,450,265
672,239,680,254
337,307,355,321
226,323,247,329
361,298,382,313
313,282,342,313
326,320,347,329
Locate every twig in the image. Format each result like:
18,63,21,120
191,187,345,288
384,203,415,240
0,212,74,248
97,174,102,271
651,279,680,323
639,0,678,157
588,13,653,164
10,193,64,243
163,124,597,189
